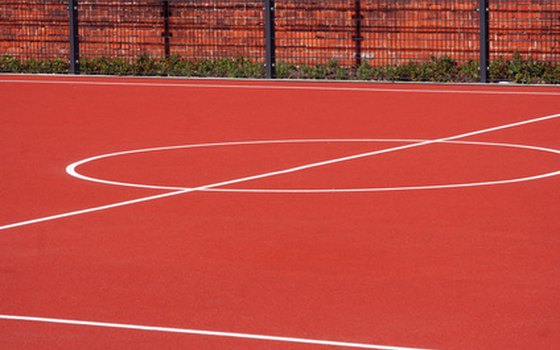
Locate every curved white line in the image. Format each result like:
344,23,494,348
66,139,560,193
1,113,559,232
0,314,432,350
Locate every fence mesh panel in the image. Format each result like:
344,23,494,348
169,0,264,62
275,0,355,66
0,0,69,71
361,0,480,66
490,0,560,63
78,0,163,59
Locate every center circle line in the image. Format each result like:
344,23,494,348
66,138,560,193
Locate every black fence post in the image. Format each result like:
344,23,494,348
264,0,276,79
352,0,363,68
479,0,489,83
162,0,171,60
68,0,80,74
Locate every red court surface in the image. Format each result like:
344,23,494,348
0,75,559,350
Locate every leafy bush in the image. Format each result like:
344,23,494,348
81,57,132,75
1,55,69,73
356,61,376,80
458,60,480,82
488,52,560,84
1,54,558,84
0,55,21,72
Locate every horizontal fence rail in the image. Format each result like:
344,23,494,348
0,0,559,83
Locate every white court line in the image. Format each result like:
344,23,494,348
0,114,558,349
0,190,188,231
1,112,559,232
1,78,560,96
65,139,560,192
0,314,431,350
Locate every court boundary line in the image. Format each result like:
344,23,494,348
1,112,559,232
1,78,560,96
65,139,560,192
0,314,431,350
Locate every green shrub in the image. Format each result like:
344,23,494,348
133,55,167,75
356,61,375,80
458,60,480,82
0,55,22,72
1,54,558,84
276,62,299,79
489,56,509,81
81,57,132,75
1,55,69,73
541,65,560,84
167,55,191,76
429,56,460,82
486,51,560,84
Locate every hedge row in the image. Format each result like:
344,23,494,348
1,54,559,84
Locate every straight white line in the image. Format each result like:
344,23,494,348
0,78,559,96
1,113,558,232
0,314,432,350
0,190,186,231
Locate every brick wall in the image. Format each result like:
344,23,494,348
169,1,264,60
0,0,69,60
1,0,558,66
79,1,163,58
491,0,560,62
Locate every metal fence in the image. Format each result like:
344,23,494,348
0,0,69,61
490,0,560,62
78,1,163,59
1,0,559,82
169,1,265,61
361,1,481,65
274,0,483,67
